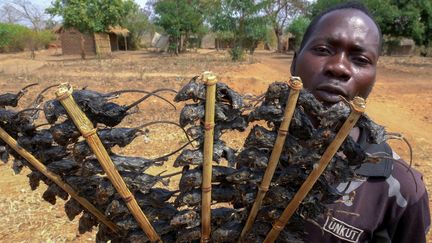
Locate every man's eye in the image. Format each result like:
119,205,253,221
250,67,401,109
352,56,371,66
312,46,331,55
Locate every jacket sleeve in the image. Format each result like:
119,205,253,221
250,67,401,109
390,191,431,243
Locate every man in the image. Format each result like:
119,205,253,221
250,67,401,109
290,2,430,242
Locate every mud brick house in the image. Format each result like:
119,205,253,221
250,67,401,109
386,38,415,56
55,26,129,56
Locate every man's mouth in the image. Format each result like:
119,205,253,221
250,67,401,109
314,84,348,103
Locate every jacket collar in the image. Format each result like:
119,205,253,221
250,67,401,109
354,128,393,178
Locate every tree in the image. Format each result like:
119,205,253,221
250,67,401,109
420,0,432,46
392,0,432,46
47,0,137,59
0,3,22,24
263,0,308,52
153,0,204,55
202,0,235,51
286,16,310,50
1,0,51,59
0,0,47,30
124,8,151,50
0,23,54,54
206,0,269,61
310,0,432,46
0,23,30,52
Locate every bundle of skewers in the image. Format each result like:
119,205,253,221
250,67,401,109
0,83,186,242
172,76,388,242
0,73,410,243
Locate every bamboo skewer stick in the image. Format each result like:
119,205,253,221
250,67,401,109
201,71,217,243
0,127,120,234
238,77,303,242
55,83,161,243
263,97,366,243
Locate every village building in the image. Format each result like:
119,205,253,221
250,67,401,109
54,26,129,56
385,38,416,56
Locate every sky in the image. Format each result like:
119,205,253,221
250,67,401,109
0,0,149,27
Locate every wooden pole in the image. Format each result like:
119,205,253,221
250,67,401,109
55,83,161,243
0,127,119,234
238,77,303,242
263,97,366,243
124,35,128,51
200,71,217,242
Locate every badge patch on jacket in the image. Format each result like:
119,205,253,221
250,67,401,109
323,216,364,242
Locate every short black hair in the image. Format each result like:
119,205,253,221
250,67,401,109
298,1,383,54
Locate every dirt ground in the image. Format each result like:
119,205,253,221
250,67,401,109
0,49,431,242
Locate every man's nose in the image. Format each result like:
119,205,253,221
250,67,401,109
323,52,351,81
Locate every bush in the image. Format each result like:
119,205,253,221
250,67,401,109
417,45,432,57
286,16,311,51
36,30,56,49
124,8,152,50
0,23,55,53
0,23,30,52
229,46,245,61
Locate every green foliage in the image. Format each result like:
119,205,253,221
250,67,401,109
229,46,245,61
309,0,432,45
153,0,204,53
47,0,136,58
124,8,151,50
214,31,234,41
205,0,269,60
168,42,178,54
46,0,137,34
262,0,309,51
286,16,310,50
0,23,29,52
34,30,56,49
393,0,432,45
204,1,235,45
0,23,55,53
417,44,432,57
243,16,269,52
265,27,277,48
309,0,342,16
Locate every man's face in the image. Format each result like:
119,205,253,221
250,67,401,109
291,9,380,105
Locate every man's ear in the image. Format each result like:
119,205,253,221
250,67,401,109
290,51,298,75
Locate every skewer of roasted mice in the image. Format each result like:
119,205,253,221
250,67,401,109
2,80,412,242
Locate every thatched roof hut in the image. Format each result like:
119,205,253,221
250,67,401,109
55,25,129,56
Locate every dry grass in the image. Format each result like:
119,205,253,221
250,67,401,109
0,165,96,242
